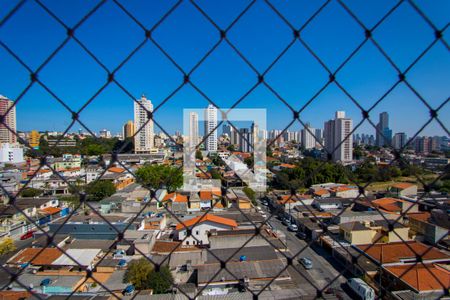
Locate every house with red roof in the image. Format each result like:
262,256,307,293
175,214,238,246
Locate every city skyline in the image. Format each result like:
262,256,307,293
1,1,448,136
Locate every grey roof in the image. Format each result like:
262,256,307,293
340,222,370,231
206,246,278,264
65,239,116,251
197,259,290,284
52,249,101,266
98,269,128,291
15,273,83,289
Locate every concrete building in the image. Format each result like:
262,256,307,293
239,128,251,152
301,123,316,149
0,95,16,144
28,130,40,148
122,120,134,139
324,111,353,163
134,95,154,153
189,112,199,149
204,104,217,152
175,214,237,246
376,112,392,147
0,143,24,163
99,129,111,139
392,132,407,150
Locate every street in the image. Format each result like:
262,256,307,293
259,200,352,299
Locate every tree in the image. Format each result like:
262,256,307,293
86,180,116,201
195,150,203,160
0,237,16,255
20,188,43,197
135,164,183,192
148,266,174,294
123,258,154,290
227,144,235,152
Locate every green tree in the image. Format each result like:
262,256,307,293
0,237,16,255
148,266,174,294
227,144,235,152
86,180,116,201
210,168,222,180
20,188,43,197
123,258,154,290
195,150,203,160
135,164,183,192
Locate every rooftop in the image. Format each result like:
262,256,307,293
385,264,449,292
8,248,63,266
356,241,450,265
175,214,237,230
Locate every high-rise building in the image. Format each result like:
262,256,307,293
28,130,40,148
324,111,353,163
204,104,217,152
0,95,17,144
99,129,111,139
134,95,154,153
376,112,392,147
122,120,135,139
414,136,441,154
222,124,232,137
393,132,407,150
189,112,199,149
301,123,316,149
251,123,259,148
239,128,251,153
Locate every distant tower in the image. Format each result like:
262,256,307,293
189,112,199,149
376,112,392,147
301,123,316,149
204,104,217,152
0,95,17,144
28,130,40,148
239,128,251,153
134,95,154,153
324,111,353,163
122,120,135,139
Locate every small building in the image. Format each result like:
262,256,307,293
389,182,418,197
175,214,238,246
407,210,449,245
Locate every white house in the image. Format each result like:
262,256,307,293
0,143,24,164
175,214,237,246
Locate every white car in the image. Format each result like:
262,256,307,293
288,224,298,231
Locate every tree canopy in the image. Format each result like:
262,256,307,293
123,259,173,293
85,180,116,201
0,237,16,255
135,164,183,192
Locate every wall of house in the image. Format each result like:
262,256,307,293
178,221,232,245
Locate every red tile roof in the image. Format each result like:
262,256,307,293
107,167,125,173
41,207,61,215
176,214,238,230
385,264,450,292
357,241,450,264
8,248,63,266
408,212,431,223
391,182,415,190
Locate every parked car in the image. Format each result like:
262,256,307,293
122,285,135,296
347,278,375,300
20,230,35,240
281,217,291,226
288,224,298,231
261,199,268,206
296,231,307,239
299,257,313,269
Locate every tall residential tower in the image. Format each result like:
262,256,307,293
324,111,353,163
134,95,154,153
0,95,17,144
204,104,217,152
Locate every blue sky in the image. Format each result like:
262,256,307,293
0,0,449,137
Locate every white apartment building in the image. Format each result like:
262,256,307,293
204,104,217,152
134,95,154,153
324,111,353,163
0,143,23,163
301,123,316,149
189,112,199,149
